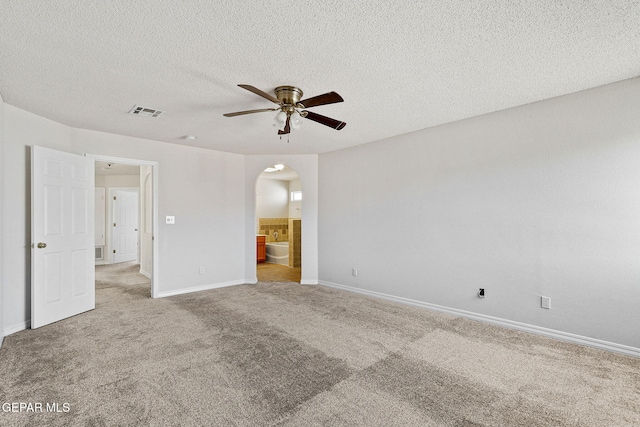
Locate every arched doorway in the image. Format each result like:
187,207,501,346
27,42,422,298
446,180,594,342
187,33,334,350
255,164,302,283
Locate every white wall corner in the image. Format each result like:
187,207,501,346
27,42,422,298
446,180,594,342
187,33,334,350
4,320,31,337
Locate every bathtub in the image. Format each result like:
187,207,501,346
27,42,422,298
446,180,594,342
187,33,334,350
266,242,289,265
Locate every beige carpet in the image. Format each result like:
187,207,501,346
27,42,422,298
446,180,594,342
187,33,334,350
0,262,638,426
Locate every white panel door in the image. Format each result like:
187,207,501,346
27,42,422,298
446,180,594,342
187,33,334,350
112,189,139,263
31,146,95,328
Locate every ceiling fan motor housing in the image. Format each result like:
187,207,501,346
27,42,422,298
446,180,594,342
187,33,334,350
275,86,304,110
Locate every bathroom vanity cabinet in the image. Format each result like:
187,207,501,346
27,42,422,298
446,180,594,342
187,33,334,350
256,235,266,263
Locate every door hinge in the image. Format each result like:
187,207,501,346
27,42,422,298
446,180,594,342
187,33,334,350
113,196,116,200
113,223,116,227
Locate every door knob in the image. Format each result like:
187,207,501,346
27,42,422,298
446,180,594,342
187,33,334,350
37,242,47,249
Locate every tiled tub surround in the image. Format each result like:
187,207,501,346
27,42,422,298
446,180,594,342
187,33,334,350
258,218,289,243
289,219,301,268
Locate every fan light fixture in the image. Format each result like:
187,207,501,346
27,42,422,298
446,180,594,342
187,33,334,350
273,109,304,132
290,111,303,130
273,111,287,130
224,85,346,136
264,164,285,173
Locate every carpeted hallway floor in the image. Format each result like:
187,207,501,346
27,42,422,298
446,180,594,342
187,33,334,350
0,262,639,426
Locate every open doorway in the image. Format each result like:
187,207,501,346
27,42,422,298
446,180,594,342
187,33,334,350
95,162,141,266
255,164,302,283
89,154,159,298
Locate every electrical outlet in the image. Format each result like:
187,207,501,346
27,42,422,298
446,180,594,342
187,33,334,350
352,268,358,277
199,266,204,274
165,216,175,225
541,296,551,309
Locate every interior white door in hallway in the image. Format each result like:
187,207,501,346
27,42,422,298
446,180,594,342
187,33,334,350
112,189,139,263
31,146,95,328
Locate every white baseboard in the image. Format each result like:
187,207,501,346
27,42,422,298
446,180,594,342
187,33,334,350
300,279,318,285
156,279,246,298
139,268,151,279
319,281,640,358
4,320,31,337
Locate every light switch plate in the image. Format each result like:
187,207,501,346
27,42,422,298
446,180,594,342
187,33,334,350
166,216,175,225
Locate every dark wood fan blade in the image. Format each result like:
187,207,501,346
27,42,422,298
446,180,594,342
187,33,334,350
298,91,344,108
238,84,281,104
303,111,346,130
223,108,277,117
278,115,291,135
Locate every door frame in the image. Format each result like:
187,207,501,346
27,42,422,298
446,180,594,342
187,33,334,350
86,154,160,298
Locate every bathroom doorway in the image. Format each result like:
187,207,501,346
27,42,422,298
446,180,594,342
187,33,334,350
255,164,302,283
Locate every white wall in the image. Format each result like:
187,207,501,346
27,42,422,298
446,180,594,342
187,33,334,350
255,177,289,222
0,94,5,345
255,176,303,223
319,77,640,352
95,174,139,188
289,179,302,219
2,105,246,333
245,156,318,285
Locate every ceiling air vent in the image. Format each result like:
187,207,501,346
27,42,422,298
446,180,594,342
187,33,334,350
129,105,164,117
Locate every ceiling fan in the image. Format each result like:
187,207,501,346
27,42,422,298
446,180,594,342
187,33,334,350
223,84,346,135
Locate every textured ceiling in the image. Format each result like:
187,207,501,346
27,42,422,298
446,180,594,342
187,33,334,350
1,1,639,155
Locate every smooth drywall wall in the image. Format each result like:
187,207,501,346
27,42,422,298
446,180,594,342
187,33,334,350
245,155,318,284
95,174,139,188
3,105,246,333
256,177,289,221
0,93,5,344
289,179,302,219
319,77,640,350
